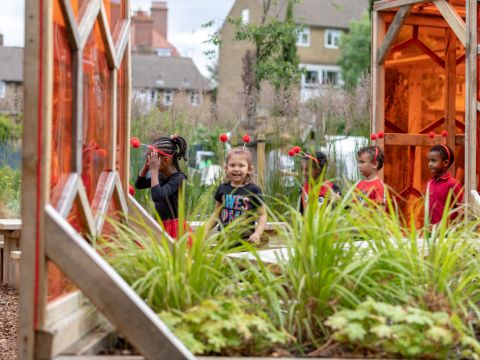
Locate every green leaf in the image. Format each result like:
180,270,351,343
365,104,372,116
370,324,393,339
343,323,367,341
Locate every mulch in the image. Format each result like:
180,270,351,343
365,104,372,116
0,286,18,360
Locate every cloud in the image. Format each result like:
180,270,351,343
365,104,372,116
0,0,25,47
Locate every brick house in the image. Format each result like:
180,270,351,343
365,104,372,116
217,0,369,119
0,35,23,114
130,1,211,120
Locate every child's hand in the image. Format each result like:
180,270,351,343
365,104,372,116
147,151,161,171
248,232,261,245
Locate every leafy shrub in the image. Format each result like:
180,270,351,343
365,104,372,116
159,298,292,355
325,298,480,359
0,166,21,217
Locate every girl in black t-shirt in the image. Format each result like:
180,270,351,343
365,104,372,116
134,135,189,240
209,147,267,244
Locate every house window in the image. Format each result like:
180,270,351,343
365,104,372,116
241,9,250,25
0,81,6,98
296,27,310,47
325,29,341,49
303,70,319,88
322,70,340,85
155,48,172,57
163,90,173,106
190,91,202,107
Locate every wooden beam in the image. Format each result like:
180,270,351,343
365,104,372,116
465,0,477,204
99,2,117,70
385,133,464,146
377,5,412,64
444,29,457,172
382,12,450,28
92,172,116,234
55,174,79,218
114,20,130,69
44,205,193,360
77,181,97,238
434,0,466,48
124,41,132,190
374,0,428,11
372,11,386,178
78,0,101,50
19,0,54,357
59,0,81,50
113,172,129,221
109,69,117,171
72,50,84,173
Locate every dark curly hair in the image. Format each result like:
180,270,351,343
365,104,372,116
151,135,188,175
430,144,454,167
357,146,384,170
302,151,328,172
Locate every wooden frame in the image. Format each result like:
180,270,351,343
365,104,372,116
372,1,480,210
20,0,192,358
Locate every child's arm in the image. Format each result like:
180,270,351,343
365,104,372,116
205,201,222,230
249,204,267,244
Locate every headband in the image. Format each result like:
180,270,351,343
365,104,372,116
305,154,320,166
148,145,173,159
439,144,451,163
373,146,379,163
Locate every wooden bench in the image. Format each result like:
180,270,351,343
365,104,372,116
0,219,21,287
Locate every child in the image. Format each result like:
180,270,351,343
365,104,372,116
299,151,341,214
426,144,463,225
211,147,267,244
135,135,188,239
355,146,386,206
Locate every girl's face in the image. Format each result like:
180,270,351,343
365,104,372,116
357,152,377,178
428,151,449,176
301,159,322,183
225,153,251,185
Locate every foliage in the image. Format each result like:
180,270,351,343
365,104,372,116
338,12,371,88
326,298,480,359
0,166,21,218
0,114,22,142
159,298,292,355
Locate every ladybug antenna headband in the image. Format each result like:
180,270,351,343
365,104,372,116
287,146,320,166
428,130,450,162
219,133,252,148
370,132,384,163
130,137,173,158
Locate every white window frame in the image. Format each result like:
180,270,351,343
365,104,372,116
0,81,6,98
324,29,341,49
241,8,250,25
163,90,173,106
190,90,202,107
296,27,310,47
155,48,172,57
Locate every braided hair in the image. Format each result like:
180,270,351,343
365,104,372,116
303,151,328,172
151,135,188,176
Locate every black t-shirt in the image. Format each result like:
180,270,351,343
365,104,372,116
135,171,186,220
214,182,264,234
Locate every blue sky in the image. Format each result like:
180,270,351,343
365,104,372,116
0,0,235,76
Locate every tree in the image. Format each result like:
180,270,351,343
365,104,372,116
229,0,303,130
337,12,371,88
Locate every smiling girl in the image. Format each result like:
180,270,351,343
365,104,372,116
210,147,267,244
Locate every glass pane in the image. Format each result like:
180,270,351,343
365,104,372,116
103,0,125,39
82,22,112,204
51,0,74,206
116,56,126,184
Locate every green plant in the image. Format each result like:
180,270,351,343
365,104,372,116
0,166,21,217
325,298,480,359
159,298,292,355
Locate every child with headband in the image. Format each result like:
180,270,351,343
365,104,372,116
426,144,463,225
134,135,189,239
355,146,386,206
299,151,341,214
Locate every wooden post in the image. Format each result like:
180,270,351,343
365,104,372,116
257,134,266,189
372,11,385,178
444,29,457,171
407,70,423,193
465,0,477,204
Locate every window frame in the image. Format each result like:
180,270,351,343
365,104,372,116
296,27,311,47
241,8,250,25
324,29,341,49
0,81,6,98
163,90,173,106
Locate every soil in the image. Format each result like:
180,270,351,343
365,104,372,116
0,286,18,360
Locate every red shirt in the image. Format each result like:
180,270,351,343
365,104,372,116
426,172,463,225
355,178,385,205
301,181,334,211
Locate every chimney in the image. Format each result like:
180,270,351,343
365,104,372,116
151,1,168,39
132,10,153,52
0,33,3,47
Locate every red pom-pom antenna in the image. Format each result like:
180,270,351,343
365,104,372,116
130,137,141,148
97,148,108,158
441,130,448,137
128,185,135,196
428,132,436,139
219,133,228,143
377,131,384,139
288,149,296,157
293,146,301,154
243,134,251,143
370,134,377,141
